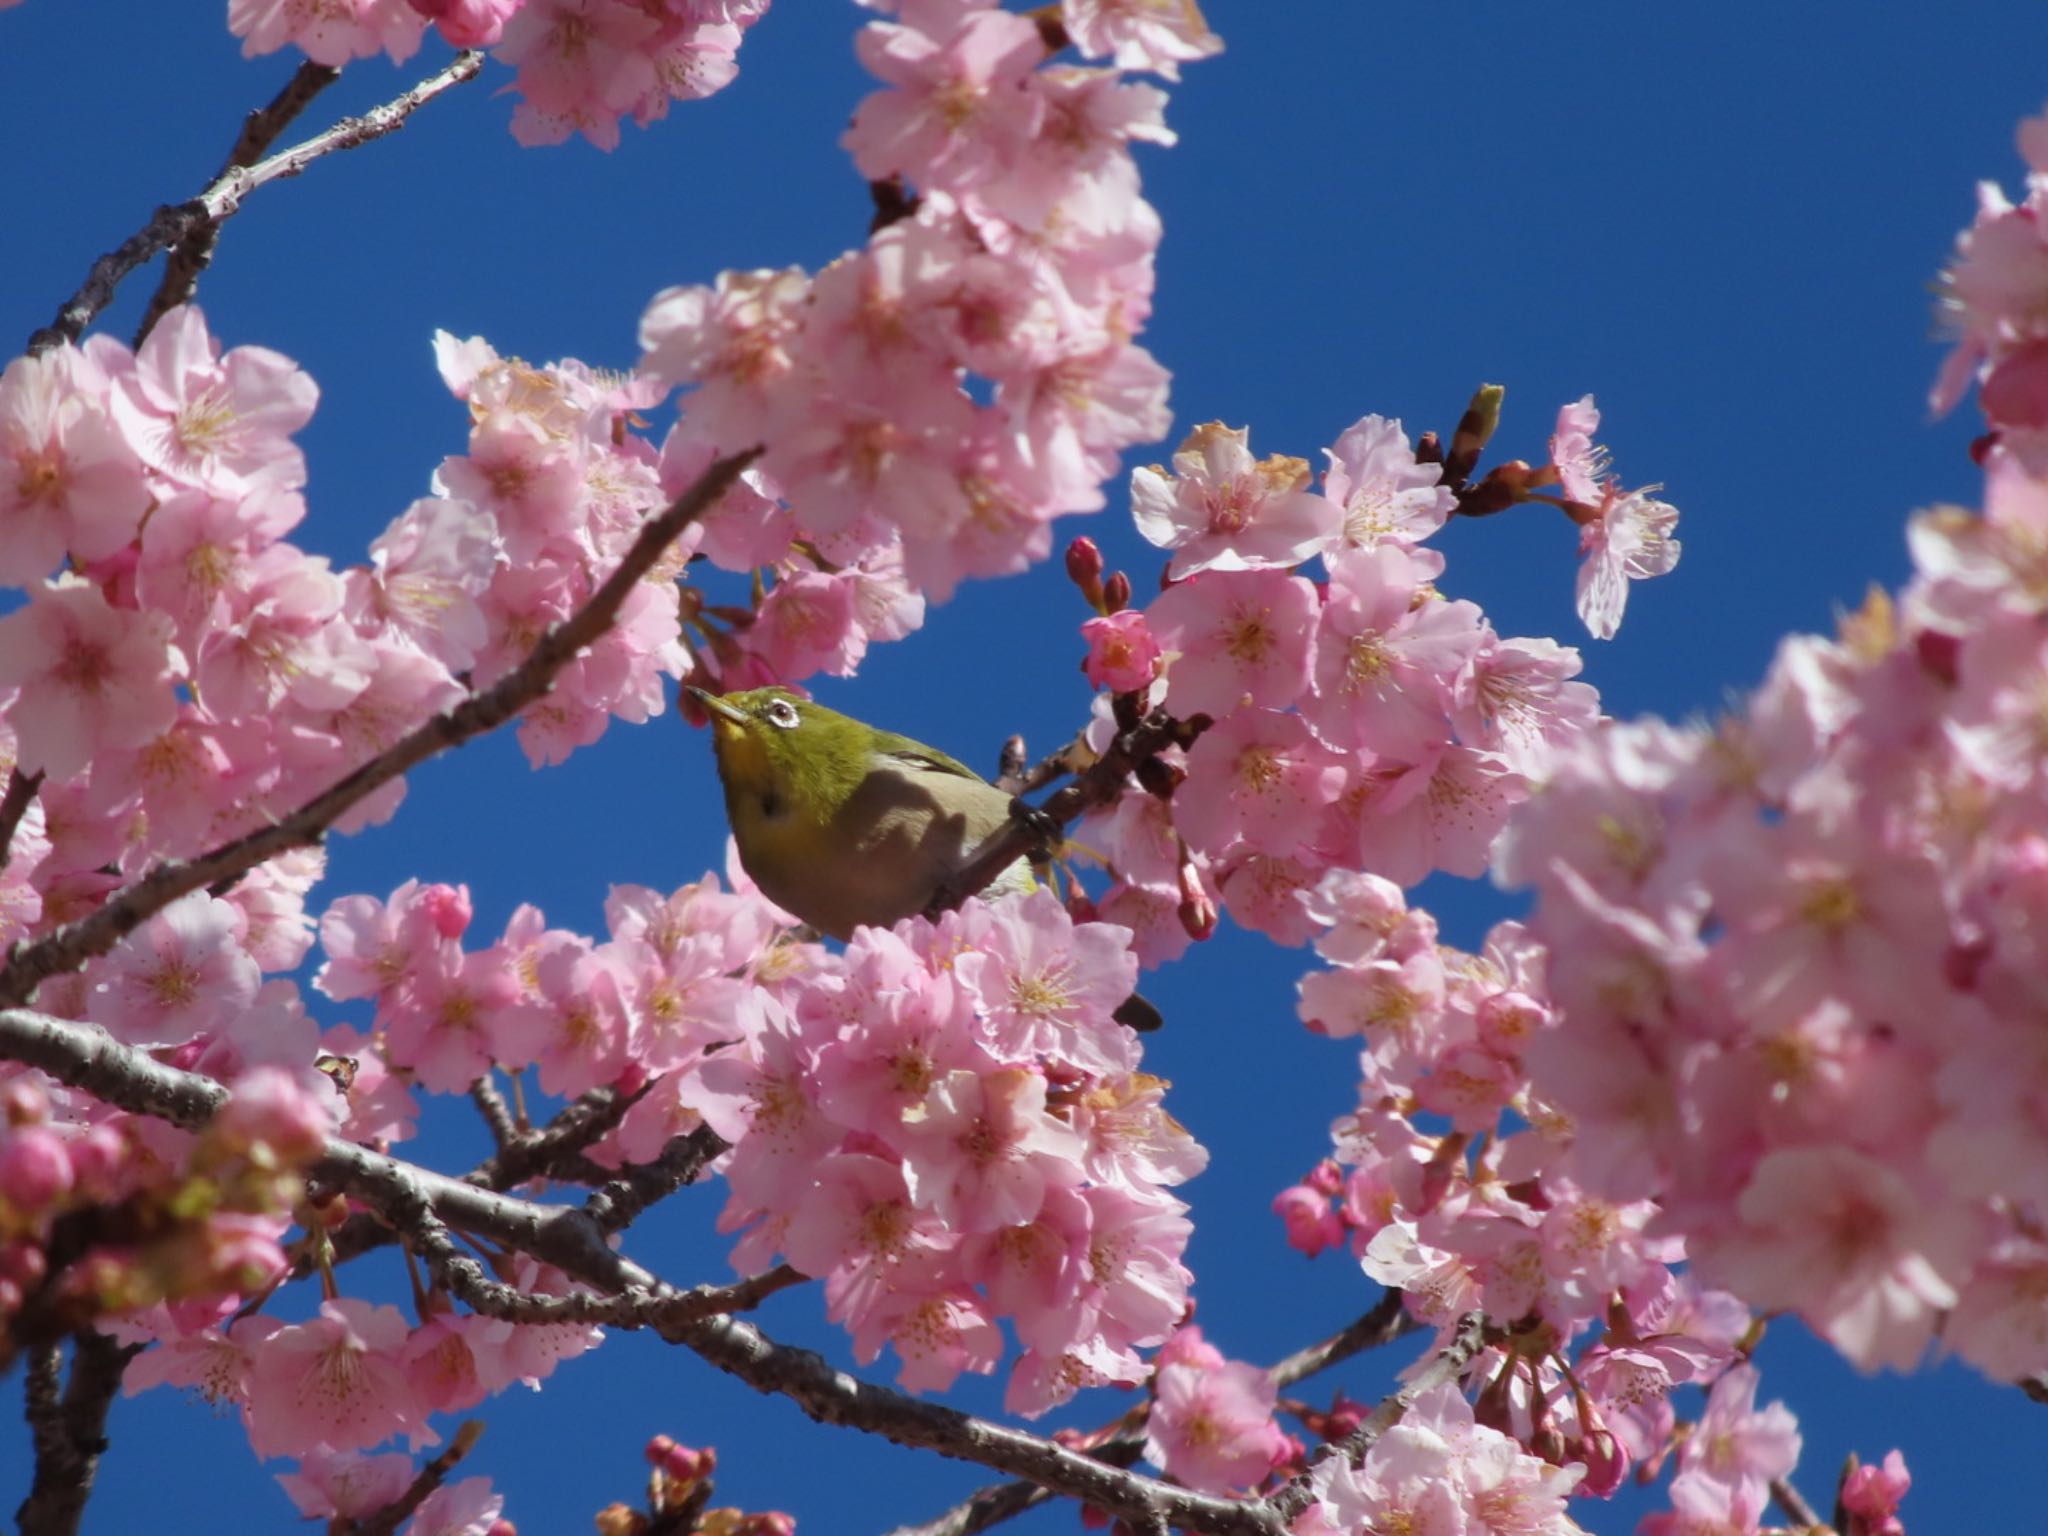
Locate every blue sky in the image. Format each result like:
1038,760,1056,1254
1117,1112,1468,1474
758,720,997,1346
4,4,2047,1532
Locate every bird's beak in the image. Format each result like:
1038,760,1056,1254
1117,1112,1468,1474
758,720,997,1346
687,686,749,728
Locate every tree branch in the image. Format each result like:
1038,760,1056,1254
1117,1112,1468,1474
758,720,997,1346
132,60,342,347
0,768,45,879
349,1421,487,1536
0,1009,1289,1535
27,52,482,357
0,448,760,1010
16,1331,142,1536
931,706,1204,915
1261,1311,1488,1525
886,1290,1418,1536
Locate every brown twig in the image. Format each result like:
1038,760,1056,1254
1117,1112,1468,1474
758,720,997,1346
470,1075,519,1149
1262,1311,1488,1525
930,707,1201,915
28,53,482,357
1268,1287,1417,1389
0,768,45,879
16,1331,143,1536
132,60,342,347
0,448,760,1010
581,1123,729,1233
1772,1474,1830,1533
350,1421,487,1536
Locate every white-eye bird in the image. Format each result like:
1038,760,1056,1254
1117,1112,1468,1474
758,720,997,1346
691,685,1037,941
690,685,1162,1030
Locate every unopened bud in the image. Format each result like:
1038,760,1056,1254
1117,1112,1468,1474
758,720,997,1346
594,1504,645,1536
645,1434,677,1467
1101,570,1132,613
1177,862,1217,942
1443,383,1505,482
1065,537,1106,608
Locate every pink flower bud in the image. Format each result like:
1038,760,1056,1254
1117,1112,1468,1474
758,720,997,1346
216,1067,332,1165
68,1125,127,1198
1271,1185,1342,1257
1,1079,49,1127
1065,536,1105,589
0,1127,74,1213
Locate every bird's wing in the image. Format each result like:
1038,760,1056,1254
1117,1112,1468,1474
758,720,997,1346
868,731,991,786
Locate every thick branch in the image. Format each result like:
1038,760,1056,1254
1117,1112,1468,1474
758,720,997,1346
27,53,481,357
0,448,760,1009
133,60,342,346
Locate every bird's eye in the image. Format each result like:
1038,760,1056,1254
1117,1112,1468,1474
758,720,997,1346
764,699,801,730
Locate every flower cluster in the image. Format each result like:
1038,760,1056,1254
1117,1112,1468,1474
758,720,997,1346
228,0,770,151
690,889,1204,1415
1073,415,1606,969
638,0,1197,652
0,1062,332,1349
1499,414,2048,1382
1292,1383,1585,1536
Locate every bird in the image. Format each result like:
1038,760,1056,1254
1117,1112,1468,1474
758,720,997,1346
690,685,1162,1030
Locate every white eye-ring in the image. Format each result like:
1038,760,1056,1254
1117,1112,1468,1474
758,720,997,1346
763,698,801,730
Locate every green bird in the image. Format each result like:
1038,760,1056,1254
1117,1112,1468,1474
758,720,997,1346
690,685,1162,1030
691,685,1036,940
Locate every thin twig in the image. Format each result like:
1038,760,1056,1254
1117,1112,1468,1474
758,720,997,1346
931,707,1202,915
0,449,760,1009
581,1123,728,1232
28,53,482,357
133,60,342,346
349,1422,486,1536
887,1291,1417,1536
1268,1288,1416,1389
469,1076,519,1150
0,768,45,879
1262,1312,1489,1525
1771,1474,1830,1533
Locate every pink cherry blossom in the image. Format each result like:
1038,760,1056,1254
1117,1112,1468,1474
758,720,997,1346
1143,1327,1285,1494
229,0,426,64
1319,412,1455,552
1060,0,1223,81
83,892,260,1049
897,1066,1086,1233
951,890,1139,1071
109,305,318,494
1174,708,1346,860
1303,543,1482,757
276,1449,414,1520
1081,609,1163,694
0,347,151,583
1574,482,1681,640
241,1298,429,1459
845,4,1048,193
1144,568,1318,718
1131,422,1341,577
0,576,179,782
